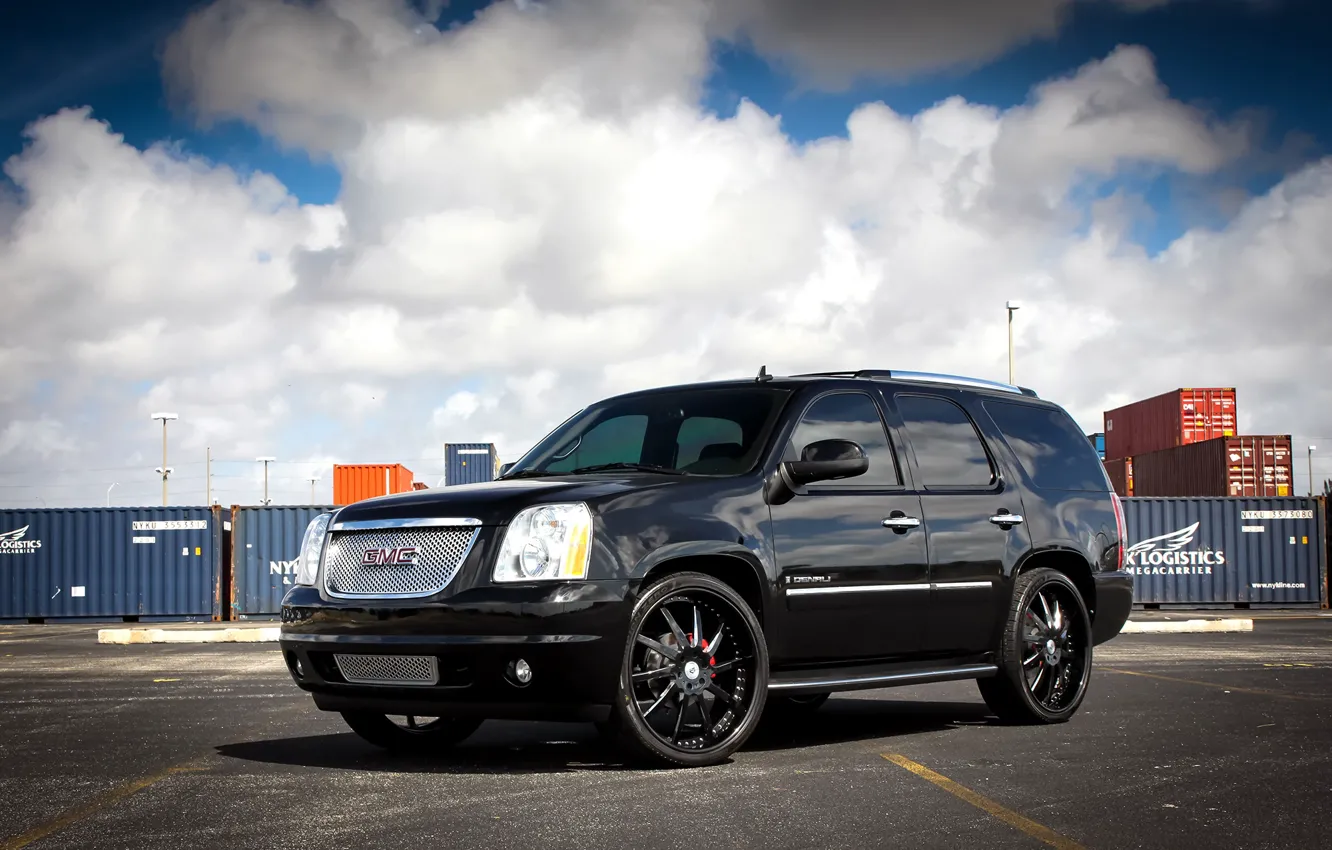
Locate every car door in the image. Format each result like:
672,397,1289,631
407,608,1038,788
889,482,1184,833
768,388,929,663
887,390,1029,656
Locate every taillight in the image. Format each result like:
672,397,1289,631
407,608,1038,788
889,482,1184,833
1111,491,1126,570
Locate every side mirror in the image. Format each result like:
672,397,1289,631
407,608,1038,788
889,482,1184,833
783,439,868,486
498,462,515,477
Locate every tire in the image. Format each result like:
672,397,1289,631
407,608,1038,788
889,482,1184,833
979,567,1093,724
341,711,483,753
608,571,769,767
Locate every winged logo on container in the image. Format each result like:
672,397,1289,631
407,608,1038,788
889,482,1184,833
0,526,28,542
1122,521,1224,570
0,525,41,554
1126,522,1199,560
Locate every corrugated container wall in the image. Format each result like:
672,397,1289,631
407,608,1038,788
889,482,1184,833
0,506,229,621
445,443,499,486
1131,436,1293,498
230,505,335,618
1104,457,1134,497
332,464,414,505
1122,497,1325,606
1104,388,1237,460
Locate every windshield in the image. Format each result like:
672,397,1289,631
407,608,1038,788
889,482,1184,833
503,385,791,477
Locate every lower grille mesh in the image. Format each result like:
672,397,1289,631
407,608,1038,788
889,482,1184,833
334,654,439,686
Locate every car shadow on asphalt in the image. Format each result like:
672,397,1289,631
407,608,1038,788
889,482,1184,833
214,697,995,774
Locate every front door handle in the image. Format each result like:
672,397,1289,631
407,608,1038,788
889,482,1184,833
883,516,921,530
989,514,1025,527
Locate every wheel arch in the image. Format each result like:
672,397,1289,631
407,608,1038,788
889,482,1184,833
637,552,769,630
1012,547,1097,621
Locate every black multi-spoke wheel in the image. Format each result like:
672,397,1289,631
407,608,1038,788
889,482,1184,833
979,567,1093,724
341,711,483,753
609,571,768,767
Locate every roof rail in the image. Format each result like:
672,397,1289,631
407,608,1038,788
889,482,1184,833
790,369,1035,397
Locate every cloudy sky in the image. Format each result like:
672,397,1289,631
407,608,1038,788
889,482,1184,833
1,0,1329,508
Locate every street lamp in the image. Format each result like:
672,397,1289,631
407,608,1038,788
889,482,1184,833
106,483,117,507
308,476,320,504
257,457,276,505
151,412,178,506
1005,301,1021,386
1309,446,1316,497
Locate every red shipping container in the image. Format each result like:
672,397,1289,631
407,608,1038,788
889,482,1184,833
332,463,415,505
1103,457,1134,497
1103,388,1237,460
1130,435,1293,498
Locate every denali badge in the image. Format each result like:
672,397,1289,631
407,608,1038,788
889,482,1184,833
789,575,830,584
361,546,419,566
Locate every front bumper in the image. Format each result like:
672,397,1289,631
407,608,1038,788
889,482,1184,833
1090,571,1134,645
279,580,635,721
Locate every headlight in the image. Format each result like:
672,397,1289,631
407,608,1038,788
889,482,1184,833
294,512,332,586
493,502,592,582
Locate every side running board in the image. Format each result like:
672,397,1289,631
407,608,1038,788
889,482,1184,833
768,663,998,695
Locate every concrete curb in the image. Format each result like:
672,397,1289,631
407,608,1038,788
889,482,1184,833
97,627,282,644
1119,618,1254,634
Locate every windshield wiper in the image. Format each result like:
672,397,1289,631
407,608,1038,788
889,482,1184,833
500,469,556,479
568,462,688,475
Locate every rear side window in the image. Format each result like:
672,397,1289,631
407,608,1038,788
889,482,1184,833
984,401,1108,491
895,394,996,487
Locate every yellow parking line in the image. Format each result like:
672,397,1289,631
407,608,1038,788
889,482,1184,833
1101,667,1329,702
881,753,1086,850
0,761,207,850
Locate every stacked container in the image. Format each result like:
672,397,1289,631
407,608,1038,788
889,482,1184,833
1131,436,1294,498
1103,388,1237,460
444,443,500,486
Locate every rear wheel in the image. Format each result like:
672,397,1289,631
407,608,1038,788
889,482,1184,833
609,571,769,767
341,712,483,752
979,567,1093,724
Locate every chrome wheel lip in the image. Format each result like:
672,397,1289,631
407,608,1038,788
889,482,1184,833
627,588,759,756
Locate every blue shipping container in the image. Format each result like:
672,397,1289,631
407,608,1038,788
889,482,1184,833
1088,432,1106,460
230,504,334,618
0,506,230,621
1122,497,1327,606
445,442,498,486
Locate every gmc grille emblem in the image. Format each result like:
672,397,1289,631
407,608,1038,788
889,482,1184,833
361,546,419,566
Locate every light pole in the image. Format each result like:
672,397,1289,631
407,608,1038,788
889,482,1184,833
1005,301,1021,385
151,412,178,506
308,476,320,504
257,457,276,505
106,483,117,506
1309,446,1316,497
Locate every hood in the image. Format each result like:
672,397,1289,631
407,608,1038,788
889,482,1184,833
328,474,673,526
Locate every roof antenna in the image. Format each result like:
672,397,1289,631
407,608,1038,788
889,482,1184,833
756,364,772,383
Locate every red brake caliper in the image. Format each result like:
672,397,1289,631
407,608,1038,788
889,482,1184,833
688,634,719,678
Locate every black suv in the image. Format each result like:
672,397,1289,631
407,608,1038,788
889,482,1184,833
279,368,1133,767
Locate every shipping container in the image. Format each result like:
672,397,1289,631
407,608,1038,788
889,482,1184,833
332,463,415,505
1087,432,1106,460
0,506,230,622
1131,435,1293,498
444,443,499,486
1103,387,1237,460
230,505,335,618
1122,497,1326,607
1104,456,1134,497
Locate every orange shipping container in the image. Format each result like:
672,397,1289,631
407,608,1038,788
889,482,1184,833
332,464,415,505
1103,456,1134,497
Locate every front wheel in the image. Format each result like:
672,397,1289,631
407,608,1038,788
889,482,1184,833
609,571,769,767
341,712,483,753
979,567,1093,724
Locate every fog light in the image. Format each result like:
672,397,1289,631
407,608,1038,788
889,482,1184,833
514,658,532,684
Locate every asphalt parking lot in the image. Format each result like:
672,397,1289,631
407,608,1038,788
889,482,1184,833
2,619,1330,850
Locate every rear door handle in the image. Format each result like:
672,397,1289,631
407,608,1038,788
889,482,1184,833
883,516,921,530
989,514,1025,527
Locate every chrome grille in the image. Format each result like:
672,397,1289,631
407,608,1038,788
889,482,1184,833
323,526,479,598
334,654,439,686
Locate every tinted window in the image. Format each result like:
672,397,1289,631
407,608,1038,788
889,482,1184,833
789,392,900,487
985,401,1109,491
896,395,995,487
506,387,789,476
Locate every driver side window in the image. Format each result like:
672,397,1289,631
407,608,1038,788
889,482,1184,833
789,392,901,487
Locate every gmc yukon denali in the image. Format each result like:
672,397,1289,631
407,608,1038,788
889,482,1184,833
279,368,1133,767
